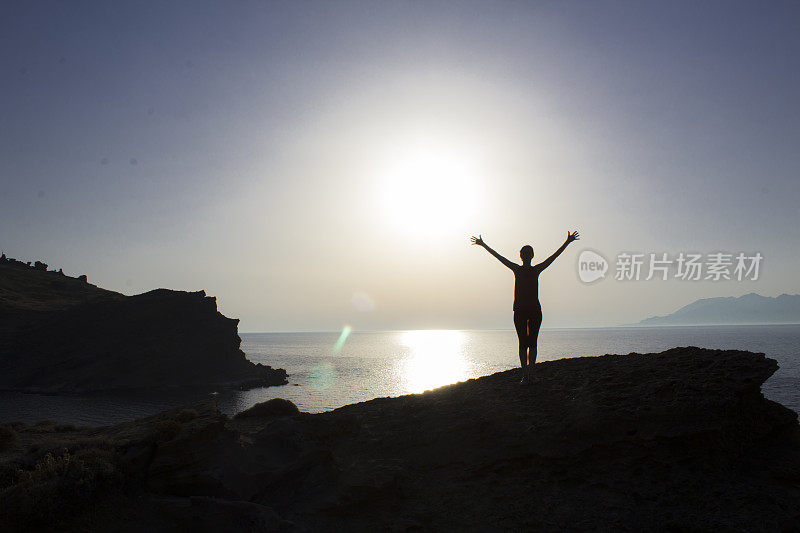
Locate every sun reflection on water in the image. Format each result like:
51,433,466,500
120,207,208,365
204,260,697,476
397,330,470,394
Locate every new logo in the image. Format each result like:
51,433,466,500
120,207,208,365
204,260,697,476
578,250,608,283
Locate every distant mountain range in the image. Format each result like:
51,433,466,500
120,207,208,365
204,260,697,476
633,293,800,326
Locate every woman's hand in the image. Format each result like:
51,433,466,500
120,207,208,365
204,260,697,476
470,235,485,247
566,230,580,243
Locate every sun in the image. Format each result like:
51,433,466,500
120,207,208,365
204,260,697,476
378,142,480,239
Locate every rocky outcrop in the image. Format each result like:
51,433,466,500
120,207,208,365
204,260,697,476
0,261,286,393
1,347,798,531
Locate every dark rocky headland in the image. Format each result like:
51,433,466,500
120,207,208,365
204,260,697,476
0,256,286,392
1,347,798,531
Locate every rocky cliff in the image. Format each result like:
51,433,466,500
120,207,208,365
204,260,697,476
1,347,798,531
0,260,286,392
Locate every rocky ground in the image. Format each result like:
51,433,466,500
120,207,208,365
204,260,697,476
1,346,798,531
0,260,286,392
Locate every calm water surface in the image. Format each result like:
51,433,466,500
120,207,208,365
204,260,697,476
1,325,798,425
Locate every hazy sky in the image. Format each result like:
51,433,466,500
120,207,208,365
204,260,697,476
2,1,798,331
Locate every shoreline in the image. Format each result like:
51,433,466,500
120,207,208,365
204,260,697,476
4,323,800,426
2,346,799,530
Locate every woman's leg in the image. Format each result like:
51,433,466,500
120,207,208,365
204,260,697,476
528,307,543,371
513,312,529,375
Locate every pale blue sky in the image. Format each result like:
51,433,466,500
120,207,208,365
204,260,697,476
1,1,798,331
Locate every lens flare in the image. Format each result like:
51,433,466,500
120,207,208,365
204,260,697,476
350,292,374,312
308,361,336,391
333,324,352,355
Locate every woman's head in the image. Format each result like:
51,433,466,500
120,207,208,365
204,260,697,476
520,245,534,264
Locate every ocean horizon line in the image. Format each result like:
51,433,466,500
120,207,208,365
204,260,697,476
239,322,800,335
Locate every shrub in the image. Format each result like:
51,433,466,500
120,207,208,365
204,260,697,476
32,420,55,432
234,398,300,419
176,409,198,423
153,419,182,441
0,426,18,451
4,421,26,431
0,448,124,529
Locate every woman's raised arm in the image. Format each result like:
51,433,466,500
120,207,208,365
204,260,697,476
471,235,517,270
536,230,580,271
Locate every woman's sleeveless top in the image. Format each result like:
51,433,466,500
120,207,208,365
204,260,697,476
513,266,541,311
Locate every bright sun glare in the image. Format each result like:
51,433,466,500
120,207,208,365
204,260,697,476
398,330,471,393
379,143,480,239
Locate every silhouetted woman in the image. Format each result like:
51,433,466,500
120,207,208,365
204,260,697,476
471,231,579,384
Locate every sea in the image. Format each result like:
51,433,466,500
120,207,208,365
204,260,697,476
1,324,798,426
